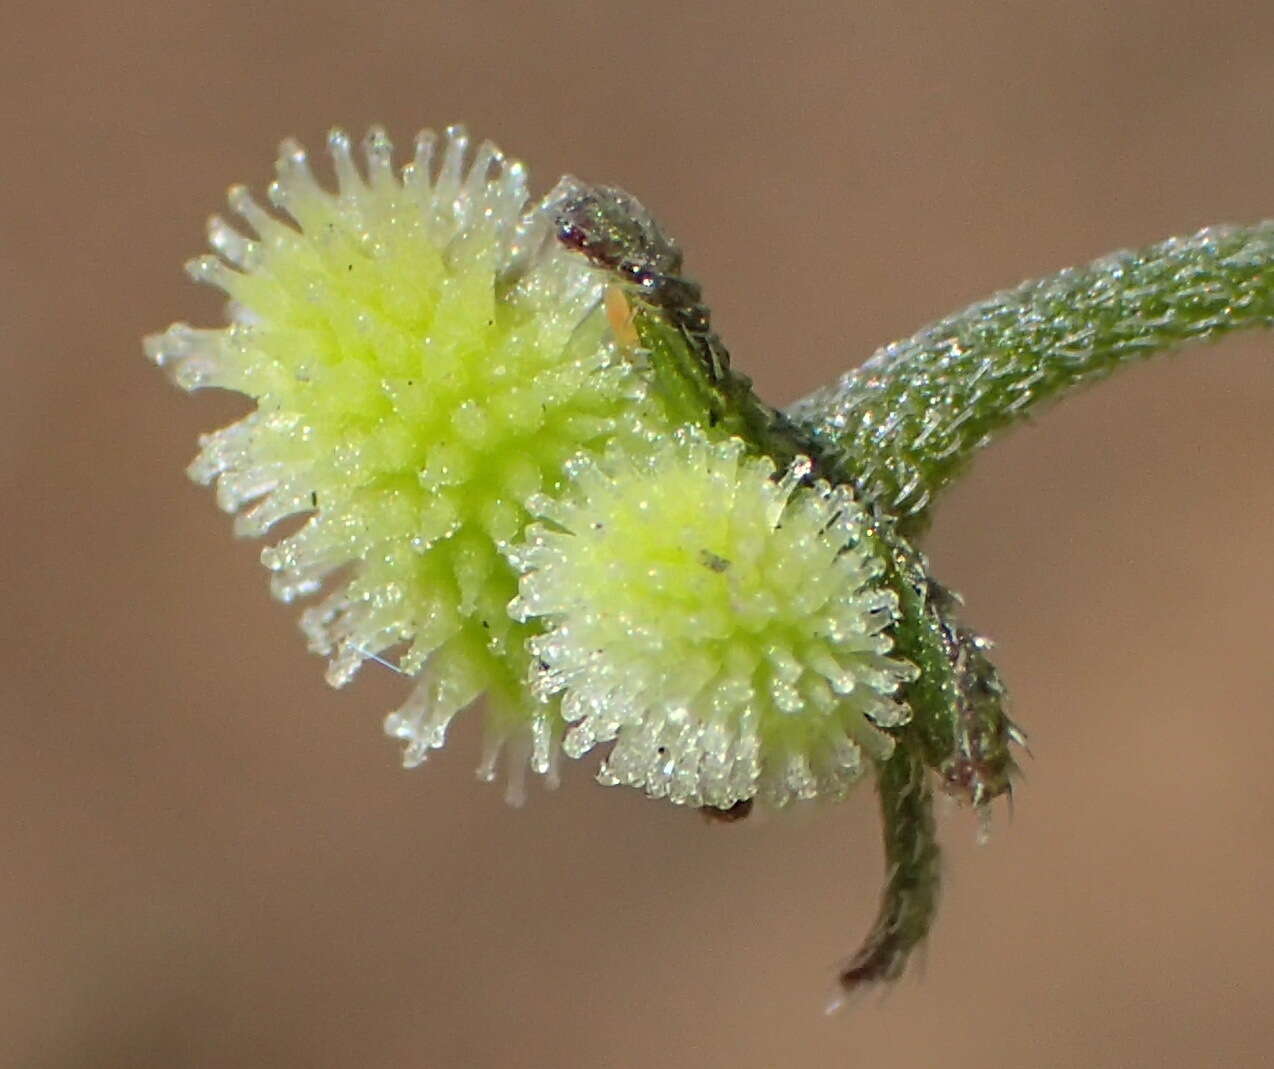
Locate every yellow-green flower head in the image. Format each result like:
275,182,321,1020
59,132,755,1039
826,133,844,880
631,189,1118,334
509,431,917,808
146,126,652,788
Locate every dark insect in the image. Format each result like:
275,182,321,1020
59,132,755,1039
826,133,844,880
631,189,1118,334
550,181,731,382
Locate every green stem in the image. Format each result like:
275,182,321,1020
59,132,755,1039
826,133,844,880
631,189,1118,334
635,309,817,471
881,543,1020,809
838,744,941,991
790,223,1274,536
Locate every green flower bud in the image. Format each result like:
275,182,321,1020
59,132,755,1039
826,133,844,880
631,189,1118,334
509,431,917,808
147,126,655,790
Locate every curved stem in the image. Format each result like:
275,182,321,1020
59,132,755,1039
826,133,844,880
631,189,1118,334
838,744,941,991
790,223,1274,536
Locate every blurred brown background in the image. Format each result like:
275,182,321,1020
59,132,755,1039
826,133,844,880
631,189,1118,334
5,1,1274,1066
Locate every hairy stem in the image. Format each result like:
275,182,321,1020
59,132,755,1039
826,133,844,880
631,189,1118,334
839,744,941,991
789,223,1274,536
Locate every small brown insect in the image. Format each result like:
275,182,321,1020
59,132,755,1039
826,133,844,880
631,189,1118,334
551,181,731,381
